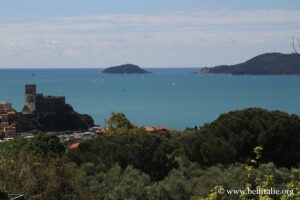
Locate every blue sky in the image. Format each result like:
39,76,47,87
0,0,300,67
2,0,300,16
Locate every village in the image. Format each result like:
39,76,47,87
0,101,17,140
0,84,171,149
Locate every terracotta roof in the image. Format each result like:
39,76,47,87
70,143,80,149
98,127,109,132
154,126,172,131
7,111,16,115
143,126,155,132
142,126,172,132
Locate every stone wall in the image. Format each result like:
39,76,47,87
22,84,66,115
35,94,66,113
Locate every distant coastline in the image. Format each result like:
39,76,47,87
200,53,300,75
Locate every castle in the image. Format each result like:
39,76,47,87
22,84,66,115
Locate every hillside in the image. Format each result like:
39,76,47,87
102,64,151,74
11,104,94,132
2,108,300,199
202,53,300,75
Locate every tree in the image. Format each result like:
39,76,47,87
291,36,300,54
0,188,8,200
26,134,65,157
0,131,5,140
106,112,134,130
192,108,300,167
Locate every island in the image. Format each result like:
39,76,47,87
201,53,300,75
102,64,152,74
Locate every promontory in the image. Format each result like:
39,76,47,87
201,53,300,75
102,64,151,74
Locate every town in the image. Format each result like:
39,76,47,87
0,84,171,149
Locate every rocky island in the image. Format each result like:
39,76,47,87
201,53,300,75
102,64,151,74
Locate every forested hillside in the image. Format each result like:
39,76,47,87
1,108,300,199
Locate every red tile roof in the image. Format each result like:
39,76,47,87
70,143,80,149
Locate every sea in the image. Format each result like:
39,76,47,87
1,68,300,129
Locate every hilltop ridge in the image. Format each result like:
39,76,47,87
201,53,300,75
102,64,151,74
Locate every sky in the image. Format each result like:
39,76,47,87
0,0,300,68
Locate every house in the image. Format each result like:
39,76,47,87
0,102,17,138
69,143,80,149
143,126,172,132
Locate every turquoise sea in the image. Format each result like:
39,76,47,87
1,68,300,129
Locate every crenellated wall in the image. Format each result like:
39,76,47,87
22,84,66,115
35,94,66,113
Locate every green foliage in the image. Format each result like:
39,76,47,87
0,188,8,200
0,153,90,200
66,132,178,180
26,134,65,157
254,146,263,160
1,108,300,199
253,146,263,163
184,108,300,167
0,134,64,158
0,131,5,140
106,112,134,130
89,165,151,199
0,137,28,155
0,134,90,200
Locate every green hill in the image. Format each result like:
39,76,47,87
202,53,300,75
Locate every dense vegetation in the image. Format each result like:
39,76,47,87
1,108,300,199
202,53,300,75
102,64,152,74
11,104,94,133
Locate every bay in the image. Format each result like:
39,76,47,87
1,68,300,129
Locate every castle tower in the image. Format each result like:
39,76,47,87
22,84,37,114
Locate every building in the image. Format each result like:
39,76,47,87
4,124,17,137
0,102,12,114
22,84,66,115
0,102,16,138
143,126,172,132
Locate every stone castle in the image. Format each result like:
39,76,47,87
22,84,66,115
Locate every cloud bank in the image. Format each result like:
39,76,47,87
0,9,299,67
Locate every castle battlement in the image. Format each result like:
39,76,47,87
22,84,66,115
25,84,36,94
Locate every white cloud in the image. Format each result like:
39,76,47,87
0,9,299,67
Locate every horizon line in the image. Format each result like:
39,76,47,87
0,66,202,70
